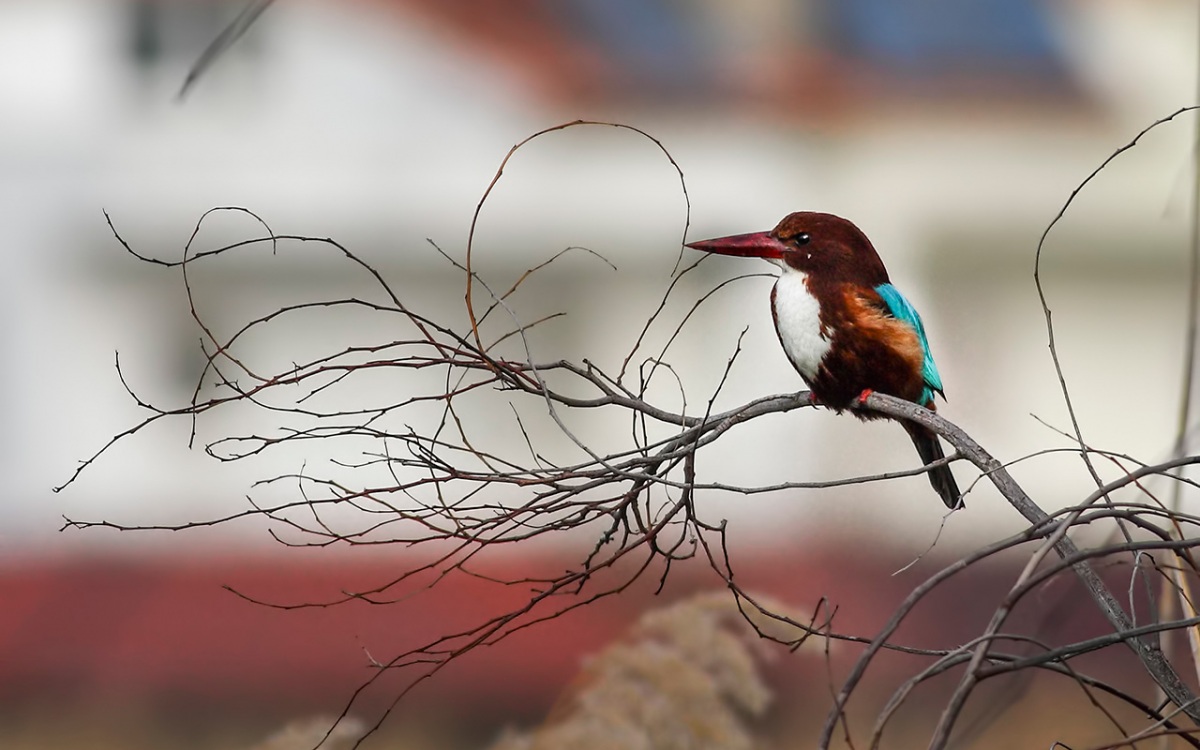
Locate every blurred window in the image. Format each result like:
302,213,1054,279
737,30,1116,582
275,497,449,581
828,0,1063,75
126,0,260,77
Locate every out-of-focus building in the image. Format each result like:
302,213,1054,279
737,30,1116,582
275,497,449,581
1,1,1198,747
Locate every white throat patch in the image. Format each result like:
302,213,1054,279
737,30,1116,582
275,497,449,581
772,268,831,382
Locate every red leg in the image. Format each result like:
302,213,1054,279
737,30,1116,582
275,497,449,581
856,388,874,405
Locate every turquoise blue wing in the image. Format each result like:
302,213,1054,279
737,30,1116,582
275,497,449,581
874,283,944,405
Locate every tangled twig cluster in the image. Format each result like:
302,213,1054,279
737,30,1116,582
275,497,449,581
59,115,1200,748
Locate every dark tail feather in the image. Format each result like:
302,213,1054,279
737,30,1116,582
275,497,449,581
902,422,962,509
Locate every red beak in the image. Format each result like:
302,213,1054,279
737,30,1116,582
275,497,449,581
685,231,790,259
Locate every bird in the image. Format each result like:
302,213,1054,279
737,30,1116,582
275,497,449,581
686,211,962,509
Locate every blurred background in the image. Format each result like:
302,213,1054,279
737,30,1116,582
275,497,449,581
2,0,1199,747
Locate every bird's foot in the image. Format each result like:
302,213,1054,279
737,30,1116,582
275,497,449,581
855,388,874,406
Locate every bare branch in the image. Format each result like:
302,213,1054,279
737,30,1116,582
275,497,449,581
64,114,1200,747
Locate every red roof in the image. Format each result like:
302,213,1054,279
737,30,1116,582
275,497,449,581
0,542,1128,726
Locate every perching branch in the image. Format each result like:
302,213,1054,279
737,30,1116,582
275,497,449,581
841,393,1200,735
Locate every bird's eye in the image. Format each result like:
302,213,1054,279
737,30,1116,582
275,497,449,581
795,232,811,246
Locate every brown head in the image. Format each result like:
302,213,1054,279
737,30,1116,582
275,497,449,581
686,211,890,287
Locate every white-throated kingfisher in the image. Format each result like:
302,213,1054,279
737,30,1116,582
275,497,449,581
687,211,962,509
